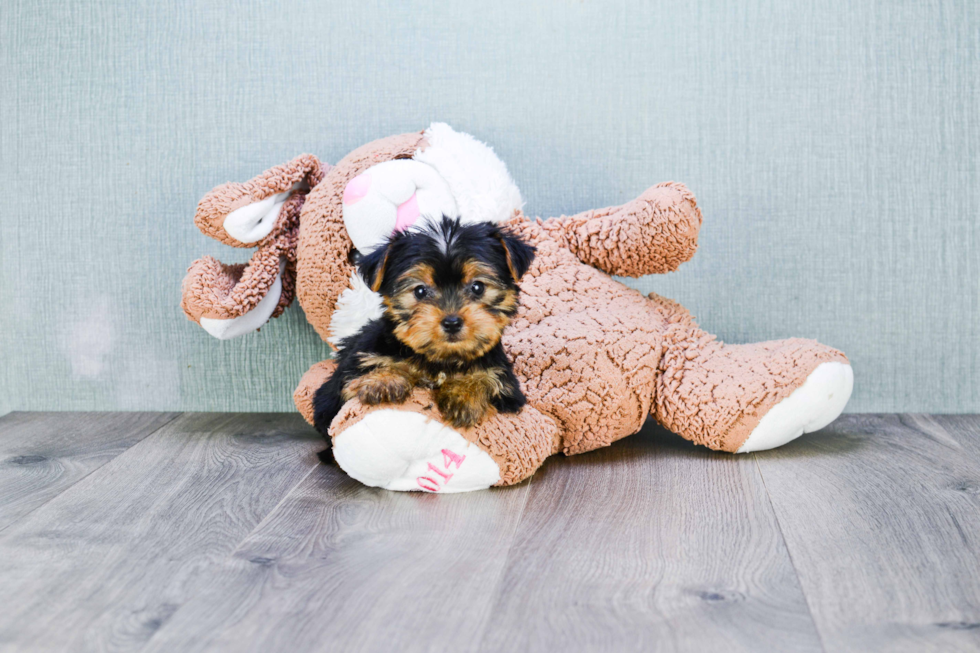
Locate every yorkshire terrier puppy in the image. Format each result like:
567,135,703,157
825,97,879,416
312,216,536,460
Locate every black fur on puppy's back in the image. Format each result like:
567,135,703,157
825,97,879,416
311,318,402,460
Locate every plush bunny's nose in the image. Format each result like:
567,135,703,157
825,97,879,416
441,315,463,334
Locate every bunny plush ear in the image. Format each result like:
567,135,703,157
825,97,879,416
181,241,290,339
181,155,328,339
194,154,326,247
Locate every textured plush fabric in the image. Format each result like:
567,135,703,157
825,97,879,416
264,130,849,485
644,292,847,451
296,133,427,341
538,182,702,277
505,217,847,457
294,359,337,426
326,388,562,487
181,156,325,322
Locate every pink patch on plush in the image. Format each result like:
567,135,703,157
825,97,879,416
394,193,420,232
343,174,371,205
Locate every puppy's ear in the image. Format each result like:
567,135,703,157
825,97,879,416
356,244,390,292
497,231,536,282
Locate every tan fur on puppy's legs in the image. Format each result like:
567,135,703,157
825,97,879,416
342,355,422,406
435,368,506,429
344,370,413,406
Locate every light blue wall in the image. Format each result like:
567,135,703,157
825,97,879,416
2,0,977,414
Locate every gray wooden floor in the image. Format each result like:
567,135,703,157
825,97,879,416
0,412,978,652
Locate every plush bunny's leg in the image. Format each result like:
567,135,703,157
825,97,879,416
735,360,853,453
327,389,561,492
648,292,852,453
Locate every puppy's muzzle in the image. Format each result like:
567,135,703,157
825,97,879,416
441,315,463,334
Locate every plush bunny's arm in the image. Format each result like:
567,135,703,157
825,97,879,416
539,181,702,277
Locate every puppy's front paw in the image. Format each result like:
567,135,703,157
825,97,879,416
345,372,413,406
436,390,492,429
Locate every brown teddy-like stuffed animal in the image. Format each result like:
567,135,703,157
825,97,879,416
182,123,853,492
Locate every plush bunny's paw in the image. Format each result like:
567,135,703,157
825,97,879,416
737,362,853,453
332,410,501,493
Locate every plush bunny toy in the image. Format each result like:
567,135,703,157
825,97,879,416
181,123,853,493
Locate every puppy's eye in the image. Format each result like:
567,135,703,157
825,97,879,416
469,281,485,297
413,285,428,300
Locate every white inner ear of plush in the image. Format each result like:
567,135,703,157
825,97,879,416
224,182,305,244
415,122,523,225
328,273,384,349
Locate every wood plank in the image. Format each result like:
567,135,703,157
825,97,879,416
0,412,179,532
912,414,980,461
756,414,980,653
0,413,320,653
476,420,822,653
140,462,531,653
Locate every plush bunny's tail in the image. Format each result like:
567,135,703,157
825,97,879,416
181,155,328,339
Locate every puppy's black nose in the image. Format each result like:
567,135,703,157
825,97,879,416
441,315,463,334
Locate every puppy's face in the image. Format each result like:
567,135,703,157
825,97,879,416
387,258,516,362
357,217,535,363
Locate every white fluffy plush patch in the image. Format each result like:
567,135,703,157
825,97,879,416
327,273,384,349
342,159,458,254
737,362,854,453
333,410,501,492
414,122,523,225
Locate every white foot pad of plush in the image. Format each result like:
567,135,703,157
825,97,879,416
332,410,501,492
737,362,854,453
